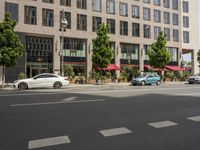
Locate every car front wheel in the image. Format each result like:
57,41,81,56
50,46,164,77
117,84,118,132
53,81,62,89
141,81,146,86
156,80,161,85
18,82,28,90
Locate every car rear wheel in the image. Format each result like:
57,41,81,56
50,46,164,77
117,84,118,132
53,81,62,89
156,80,161,85
141,81,146,86
18,82,28,90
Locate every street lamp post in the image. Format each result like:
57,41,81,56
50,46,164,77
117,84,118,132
59,10,68,76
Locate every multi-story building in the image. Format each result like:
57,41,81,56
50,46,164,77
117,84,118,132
0,0,199,82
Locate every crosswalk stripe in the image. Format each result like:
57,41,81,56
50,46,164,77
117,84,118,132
187,116,200,122
99,127,132,137
28,135,70,149
148,120,178,128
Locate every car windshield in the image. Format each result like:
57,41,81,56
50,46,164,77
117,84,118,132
138,74,148,78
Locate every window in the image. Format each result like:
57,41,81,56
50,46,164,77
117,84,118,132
173,29,179,42
143,7,151,21
164,11,170,24
43,0,53,3
132,23,140,37
120,43,139,60
143,0,150,4
183,31,189,43
119,2,128,16
183,16,189,28
109,42,115,60
77,0,87,9
42,8,54,27
77,14,87,31
167,47,178,61
164,28,170,41
106,0,115,14
144,45,150,60
132,5,140,19
120,21,128,36
144,24,151,38
154,0,160,5
92,0,101,12
154,26,161,39
183,1,189,13
5,2,19,21
60,11,71,29
172,0,178,10
154,9,161,22
92,16,101,32
163,0,170,8
60,0,71,6
173,13,179,25
107,19,115,34
24,6,37,25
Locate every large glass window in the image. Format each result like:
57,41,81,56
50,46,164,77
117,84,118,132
119,2,128,16
144,24,151,38
173,29,179,42
77,14,87,31
183,16,189,28
60,0,71,6
143,0,150,4
173,13,179,26
163,0,170,8
77,0,87,9
154,9,161,22
120,43,139,60
43,0,54,3
42,8,54,27
183,31,189,43
120,21,128,36
132,23,140,37
183,1,189,13
60,11,71,29
164,28,170,41
164,11,170,24
172,0,178,10
132,5,140,19
144,45,150,60
92,16,101,32
107,19,115,34
63,38,86,57
154,26,161,39
106,0,115,14
24,6,37,25
143,7,151,21
154,0,160,5
167,47,178,61
5,2,19,21
92,0,101,12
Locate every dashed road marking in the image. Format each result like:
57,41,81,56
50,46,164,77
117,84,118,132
99,127,132,137
148,120,178,128
28,135,70,149
187,116,200,122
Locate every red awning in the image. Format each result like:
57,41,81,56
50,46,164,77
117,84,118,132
144,65,168,71
165,66,186,71
99,64,120,71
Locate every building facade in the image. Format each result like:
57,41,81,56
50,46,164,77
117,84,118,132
0,0,199,82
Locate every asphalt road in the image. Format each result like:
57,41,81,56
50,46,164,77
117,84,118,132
0,84,200,150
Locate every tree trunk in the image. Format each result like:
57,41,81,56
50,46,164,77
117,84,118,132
161,70,164,83
1,65,5,87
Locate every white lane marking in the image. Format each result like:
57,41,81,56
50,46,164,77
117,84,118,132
0,92,59,97
10,99,105,107
148,121,178,128
187,116,200,122
174,93,200,96
99,127,132,137
62,96,78,101
28,135,70,149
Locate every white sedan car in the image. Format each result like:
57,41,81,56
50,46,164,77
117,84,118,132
14,73,69,90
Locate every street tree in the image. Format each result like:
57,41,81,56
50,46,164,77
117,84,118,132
148,31,170,80
92,23,112,79
0,13,23,87
197,50,200,66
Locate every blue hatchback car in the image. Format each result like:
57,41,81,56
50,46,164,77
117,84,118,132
131,73,161,86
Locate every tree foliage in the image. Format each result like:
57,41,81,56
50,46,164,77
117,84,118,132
197,50,200,65
92,23,112,69
0,13,23,68
148,31,170,69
